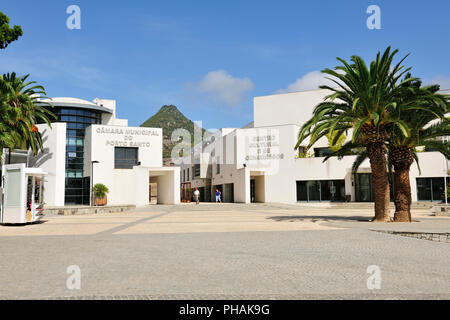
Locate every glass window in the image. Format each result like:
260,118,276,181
5,169,21,206
114,147,138,169
314,147,334,158
296,181,307,201
307,181,321,201
297,180,345,202
417,177,445,201
67,130,77,137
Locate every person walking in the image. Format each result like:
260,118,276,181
215,188,221,203
193,187,200,205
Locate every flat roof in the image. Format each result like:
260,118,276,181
37,97,113,114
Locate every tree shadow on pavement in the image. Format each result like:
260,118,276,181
267,215,372,222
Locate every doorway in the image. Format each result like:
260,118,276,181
250,179,255,203
355,173,373,202
355,173,394,202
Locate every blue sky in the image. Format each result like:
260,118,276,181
1,0,449,130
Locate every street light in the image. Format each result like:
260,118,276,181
91,160,99,206
445,157,448,205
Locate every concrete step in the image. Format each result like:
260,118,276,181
43,205,136,215
329,202,437,209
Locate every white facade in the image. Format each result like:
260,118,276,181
29,97,180,207
179,89,449,204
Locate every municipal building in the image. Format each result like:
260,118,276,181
12,97,180,207
2,90,448,209
179,89,448,204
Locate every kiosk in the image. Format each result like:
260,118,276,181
1,163,47,224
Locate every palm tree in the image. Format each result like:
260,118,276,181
0,72,55,156
0,103,15,153
387,79,449,221
296,47,417,222
325,79,449,222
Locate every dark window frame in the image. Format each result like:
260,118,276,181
114,147,139,169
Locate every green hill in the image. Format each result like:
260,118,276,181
140,105,204,159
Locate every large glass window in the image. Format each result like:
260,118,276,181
297,180,346,202
355,173,373,202
416,177,445,201
115,147,138,169
37,106,102,205
320,180,346,201
307,181,321,201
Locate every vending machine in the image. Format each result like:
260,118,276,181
1,163,47,225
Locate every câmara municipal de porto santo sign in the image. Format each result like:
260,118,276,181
95,126,160,148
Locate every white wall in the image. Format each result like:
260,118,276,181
233,167,250,203
134,166,150,207
152,168,180,205
254,89,332,128
95,98,129,126
85,125,163,205
33,123,66,206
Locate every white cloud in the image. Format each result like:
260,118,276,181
190,70,254,106
276,70,337,93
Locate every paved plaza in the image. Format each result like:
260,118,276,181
0,203,449,299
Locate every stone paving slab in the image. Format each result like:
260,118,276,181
1,203,449,299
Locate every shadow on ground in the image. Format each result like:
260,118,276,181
267,215,372,222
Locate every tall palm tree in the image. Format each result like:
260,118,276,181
387,79,449,221
325,80,449,222
296,47,417,222
0,72,54,156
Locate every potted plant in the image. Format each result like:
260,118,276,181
93,183,109,206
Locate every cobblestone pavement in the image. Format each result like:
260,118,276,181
0,203,449,299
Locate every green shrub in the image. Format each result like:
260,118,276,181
93,183,109,198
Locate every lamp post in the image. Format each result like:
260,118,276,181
91,160,99,206
445,157,448,205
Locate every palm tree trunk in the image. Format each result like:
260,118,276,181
367,143,392,222
393,168,412,222
390,147,415,222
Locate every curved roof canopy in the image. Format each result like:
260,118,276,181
37,97,113,114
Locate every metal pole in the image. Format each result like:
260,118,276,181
445,158,448,205
91,162,93,206
91,161,99,207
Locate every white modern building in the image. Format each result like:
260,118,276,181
179,89,449,204
7,97,180,207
